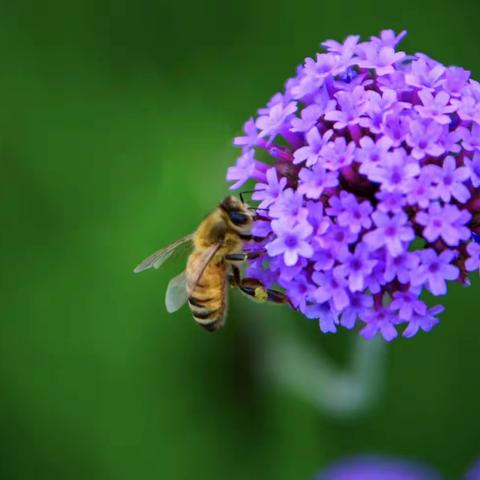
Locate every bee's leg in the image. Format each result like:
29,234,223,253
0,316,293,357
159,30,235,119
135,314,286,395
252,234,271,242
239,190,257,204
240,277,293,307
227,265,241,287
229,266,293,308
237,233,272,243
225,250,266,263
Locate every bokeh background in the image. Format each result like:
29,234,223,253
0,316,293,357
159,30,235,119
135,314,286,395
1,1,479,478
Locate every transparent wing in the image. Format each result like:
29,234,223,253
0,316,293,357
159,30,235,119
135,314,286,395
165,271,189,313
133,234,194,273
165,243,221,315
186,243,222,292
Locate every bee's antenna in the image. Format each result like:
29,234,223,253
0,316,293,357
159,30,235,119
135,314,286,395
239,189,258,204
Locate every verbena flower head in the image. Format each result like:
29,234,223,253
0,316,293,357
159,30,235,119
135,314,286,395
227,30,480,341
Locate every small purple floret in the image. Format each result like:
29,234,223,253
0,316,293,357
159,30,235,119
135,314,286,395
466,242,480,273
267,219,313,266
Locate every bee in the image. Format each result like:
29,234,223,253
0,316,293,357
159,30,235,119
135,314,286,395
134,195,291,332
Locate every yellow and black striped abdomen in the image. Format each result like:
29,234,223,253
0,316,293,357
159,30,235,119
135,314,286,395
186,252,227,332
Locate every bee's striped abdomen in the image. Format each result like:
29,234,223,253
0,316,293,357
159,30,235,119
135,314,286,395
188,292,226,331
189,304,223,331
186,254,227,332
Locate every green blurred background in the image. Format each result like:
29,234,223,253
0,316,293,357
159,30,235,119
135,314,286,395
1,1,479,478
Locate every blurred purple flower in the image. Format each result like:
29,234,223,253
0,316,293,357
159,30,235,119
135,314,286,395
466,458,480,480
315,455,442,480
316,454,480,479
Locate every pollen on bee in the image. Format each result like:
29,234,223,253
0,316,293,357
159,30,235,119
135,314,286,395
254,286,268,302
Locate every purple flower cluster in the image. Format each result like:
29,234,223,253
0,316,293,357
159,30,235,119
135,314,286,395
227,30,480,341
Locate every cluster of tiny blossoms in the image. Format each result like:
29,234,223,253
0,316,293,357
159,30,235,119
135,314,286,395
227,30,480,341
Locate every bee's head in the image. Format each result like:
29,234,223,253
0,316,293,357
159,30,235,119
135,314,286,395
220,195,255,228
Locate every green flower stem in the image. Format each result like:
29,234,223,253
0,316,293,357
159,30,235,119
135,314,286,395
247,306,387,418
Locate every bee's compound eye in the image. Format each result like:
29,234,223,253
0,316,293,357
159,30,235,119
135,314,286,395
229,211,249,226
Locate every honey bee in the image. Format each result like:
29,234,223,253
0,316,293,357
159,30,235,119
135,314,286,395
134,195,291,332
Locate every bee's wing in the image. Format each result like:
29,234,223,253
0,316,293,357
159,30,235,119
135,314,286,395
133,234,194,273
165,244,222,315
186,243,223,292
165,271,189,313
